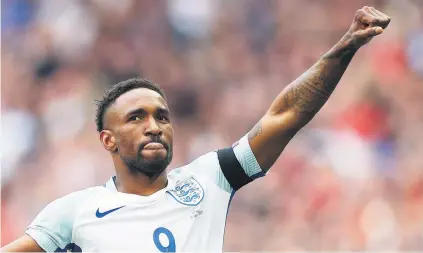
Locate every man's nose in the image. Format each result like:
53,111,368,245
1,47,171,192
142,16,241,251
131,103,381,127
144,118,162,136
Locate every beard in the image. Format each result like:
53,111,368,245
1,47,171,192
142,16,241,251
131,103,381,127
121,141,173,180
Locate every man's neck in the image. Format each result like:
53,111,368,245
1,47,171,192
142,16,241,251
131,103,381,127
114,170,168,196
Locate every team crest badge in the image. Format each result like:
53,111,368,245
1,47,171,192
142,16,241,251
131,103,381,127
168,177,204,206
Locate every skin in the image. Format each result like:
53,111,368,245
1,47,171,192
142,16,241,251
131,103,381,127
1,6,391,252
100,88,174,196
248,6,391,171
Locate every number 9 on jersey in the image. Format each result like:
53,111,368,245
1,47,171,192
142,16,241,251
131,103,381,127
153,227,176,252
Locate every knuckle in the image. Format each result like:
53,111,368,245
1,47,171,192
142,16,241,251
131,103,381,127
355,9,366,18
382,18,390,24
365,16,376,24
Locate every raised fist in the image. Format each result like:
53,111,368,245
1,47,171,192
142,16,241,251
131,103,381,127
346,6,391,48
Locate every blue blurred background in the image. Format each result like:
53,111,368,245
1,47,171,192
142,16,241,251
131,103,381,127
1,0,423,250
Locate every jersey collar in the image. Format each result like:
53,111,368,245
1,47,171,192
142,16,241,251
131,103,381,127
103,176,175,203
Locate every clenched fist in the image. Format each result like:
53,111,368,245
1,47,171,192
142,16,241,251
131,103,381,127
345,6,391,48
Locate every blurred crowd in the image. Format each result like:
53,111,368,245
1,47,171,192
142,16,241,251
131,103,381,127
2,0,423,250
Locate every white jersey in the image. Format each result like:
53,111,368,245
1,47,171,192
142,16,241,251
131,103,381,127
26,135,265,252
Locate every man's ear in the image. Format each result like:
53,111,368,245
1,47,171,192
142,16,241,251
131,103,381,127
100,130,118,152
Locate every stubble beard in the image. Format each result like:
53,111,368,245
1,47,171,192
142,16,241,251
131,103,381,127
121,145,173,180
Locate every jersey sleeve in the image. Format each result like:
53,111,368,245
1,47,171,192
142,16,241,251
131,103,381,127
184,134,265,193
217,134,265,191
25,190,87,252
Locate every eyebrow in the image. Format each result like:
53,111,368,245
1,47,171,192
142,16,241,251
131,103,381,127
126,108,146,118
125,107,169,118
156,107,170,116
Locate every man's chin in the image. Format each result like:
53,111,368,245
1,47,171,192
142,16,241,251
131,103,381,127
140,149,168,161
136,157,170,179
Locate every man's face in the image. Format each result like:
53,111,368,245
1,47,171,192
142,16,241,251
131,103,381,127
101,88,173,177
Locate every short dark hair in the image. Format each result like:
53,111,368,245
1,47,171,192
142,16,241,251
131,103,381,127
95,78,166,132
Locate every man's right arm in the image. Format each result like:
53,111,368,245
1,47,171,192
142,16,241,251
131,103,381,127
1,235,44,252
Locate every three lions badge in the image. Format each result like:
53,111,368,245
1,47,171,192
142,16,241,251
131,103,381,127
168,177,204,206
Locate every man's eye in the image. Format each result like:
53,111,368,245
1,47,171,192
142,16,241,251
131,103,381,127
130,116,142,121
158,115,169,121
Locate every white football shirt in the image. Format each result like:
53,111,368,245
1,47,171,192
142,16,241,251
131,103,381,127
26,135,265,252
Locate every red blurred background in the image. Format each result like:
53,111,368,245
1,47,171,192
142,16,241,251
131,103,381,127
2,0,423,250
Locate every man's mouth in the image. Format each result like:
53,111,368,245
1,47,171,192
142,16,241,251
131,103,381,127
143,142,165,150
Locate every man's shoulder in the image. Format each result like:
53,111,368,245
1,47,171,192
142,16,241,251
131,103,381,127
168,151,219,178
175,151,219,169
69,185,107,197
52,185,107,207
167,151,233,193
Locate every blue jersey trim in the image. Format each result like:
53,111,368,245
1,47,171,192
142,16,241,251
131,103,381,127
55,243,82,252
222,190,236,251
250,170,266,180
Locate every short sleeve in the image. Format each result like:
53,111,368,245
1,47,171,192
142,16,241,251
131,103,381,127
232,134,264,179
217,134,265,192
25,190,88,252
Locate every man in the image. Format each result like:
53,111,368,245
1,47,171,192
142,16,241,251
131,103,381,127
2,6,390,252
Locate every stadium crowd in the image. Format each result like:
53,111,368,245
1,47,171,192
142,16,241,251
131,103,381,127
2,0,423,250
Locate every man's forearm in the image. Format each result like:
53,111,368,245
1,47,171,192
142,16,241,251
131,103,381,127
247,7,390,171
268,34,358,130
